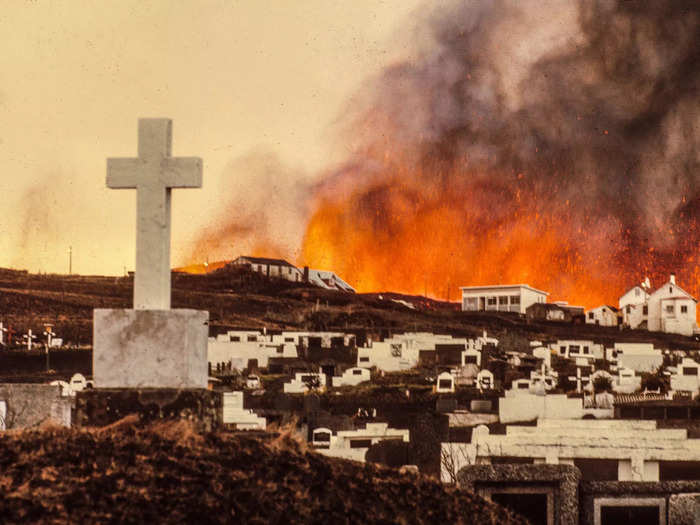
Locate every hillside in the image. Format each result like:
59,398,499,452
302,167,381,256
0,419,525,524
1,265,699,352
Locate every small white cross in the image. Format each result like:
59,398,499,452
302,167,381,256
24,329,37,350
0,322,6,346
107,119,202,309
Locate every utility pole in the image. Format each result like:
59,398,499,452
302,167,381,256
68,246,72,275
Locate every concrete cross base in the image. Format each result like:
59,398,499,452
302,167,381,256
93,309,209,388
74,388,222,431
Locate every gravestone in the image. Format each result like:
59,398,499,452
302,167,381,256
93,119,208,389
78,119,219,429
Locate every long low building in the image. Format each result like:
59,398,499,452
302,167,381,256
460,284,549,314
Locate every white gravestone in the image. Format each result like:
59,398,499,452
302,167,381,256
93,118,208,389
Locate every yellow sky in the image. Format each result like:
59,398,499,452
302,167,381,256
0,0,423,275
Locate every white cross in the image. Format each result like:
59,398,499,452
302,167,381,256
0,322,6,346
107,119,202,309
24,329,37,350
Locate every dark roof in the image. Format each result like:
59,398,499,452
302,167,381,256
234,256,297,268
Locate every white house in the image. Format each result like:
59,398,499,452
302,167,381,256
332,367,370,387
460,284,548,314
614,343,663,373
585,305,619,327
647,275,697,336
670,358,700,396
619,274,698,336
222,392,266,430
232,256,303,282
312,422,410,462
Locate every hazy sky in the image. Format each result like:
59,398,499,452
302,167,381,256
0,0,423,275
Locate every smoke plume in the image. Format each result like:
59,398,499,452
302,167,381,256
301,0,700,305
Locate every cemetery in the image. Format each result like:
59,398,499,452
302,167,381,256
1,118,700,523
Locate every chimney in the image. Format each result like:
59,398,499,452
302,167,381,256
670,273,676,285
303,265,309,283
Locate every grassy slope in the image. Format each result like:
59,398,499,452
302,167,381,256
0,419,526,525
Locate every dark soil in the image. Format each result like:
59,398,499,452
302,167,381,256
0,419,526,524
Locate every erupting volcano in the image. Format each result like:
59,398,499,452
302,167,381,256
193,1,700,309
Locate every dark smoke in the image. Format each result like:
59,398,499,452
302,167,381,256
313,0,699,287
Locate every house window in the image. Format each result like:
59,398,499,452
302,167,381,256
666,305,674,314
643,305,648,315
670,286,673,293
487,297,497,306
247,335,257,342
231,336,240,342
681,305,688,314
583,346,589,354
560,346,566,355
510,295,520,305
626,305,631,314
588,312,594,319
499,296,508,305
465,297,478,310
570,345,580,354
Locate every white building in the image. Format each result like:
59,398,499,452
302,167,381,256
614,343,663,373
551,340,604,361
312,422,410,462
307,269,355,293
357,332,470,372
441,419,700,483
283,372,326,394
332,367,371,387
670,357,700,396
232,256,303,282
585,305,619,327
222,392,266,430
619,274,698,336
460,284,548,314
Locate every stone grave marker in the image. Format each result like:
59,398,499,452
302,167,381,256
93,119,208,389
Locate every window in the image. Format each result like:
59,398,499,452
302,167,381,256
643,305,648,315
465,297,478,310
683,367,698,376
670,286,673,293
247,335,257,342
560,346,566,355
570,345,580,354
276,346,283,354
583,346,589,354
390,344,402,357
635,288,640,296
352,369,363,375
487,297,497,306
231,336,240,342
499,296,508,305
666,305,674,314
510,295,520,305
588,312,594,319
359,356,369,363
681,305,688,314
626,305,631,314
284,337,294,342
